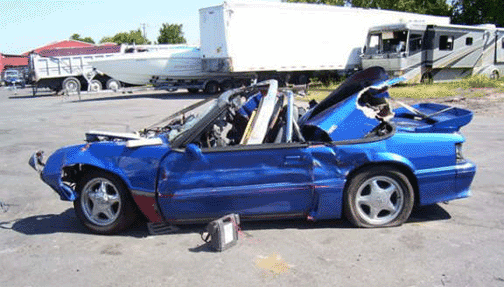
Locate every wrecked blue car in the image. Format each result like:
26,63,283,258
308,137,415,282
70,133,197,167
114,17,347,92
29,67,476,234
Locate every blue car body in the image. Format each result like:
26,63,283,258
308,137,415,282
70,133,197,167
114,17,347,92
30,67,476,231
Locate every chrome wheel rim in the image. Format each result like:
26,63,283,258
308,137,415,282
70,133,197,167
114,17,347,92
107,80,120,91
65,80,79,92
80,178,121,226
89,80,102,92
355,176,404,225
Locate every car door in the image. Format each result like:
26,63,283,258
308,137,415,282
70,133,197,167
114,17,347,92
156,143,315,222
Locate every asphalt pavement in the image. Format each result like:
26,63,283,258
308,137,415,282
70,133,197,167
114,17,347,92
0,86,503,287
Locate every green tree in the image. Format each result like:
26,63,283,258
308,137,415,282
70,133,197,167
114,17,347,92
452,0,504,27
70,33,95,44
284,0,345,5
99,29,151,45
285,0,452,16
157,23,186,44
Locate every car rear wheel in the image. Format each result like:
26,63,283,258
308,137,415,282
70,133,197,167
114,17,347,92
74,171,138,234
344,166,414,228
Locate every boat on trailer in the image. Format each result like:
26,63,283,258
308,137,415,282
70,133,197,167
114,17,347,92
90,45,206,86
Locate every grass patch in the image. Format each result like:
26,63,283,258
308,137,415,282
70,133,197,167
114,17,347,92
388,84,459,99
303,82,339,102
303,75,504,101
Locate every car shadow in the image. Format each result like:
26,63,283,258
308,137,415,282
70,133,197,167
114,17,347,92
408,204,452,222
0,208,149,238
1,204,451,240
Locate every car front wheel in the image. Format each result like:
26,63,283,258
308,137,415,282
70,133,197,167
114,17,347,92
74,171,138,234
344,166,414,228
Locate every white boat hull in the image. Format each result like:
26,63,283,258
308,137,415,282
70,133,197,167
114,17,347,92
91,47,207,85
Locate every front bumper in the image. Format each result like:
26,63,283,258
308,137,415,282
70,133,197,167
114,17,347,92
28,150,77,201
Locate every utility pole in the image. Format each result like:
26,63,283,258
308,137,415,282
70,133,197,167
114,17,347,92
140,23,148,40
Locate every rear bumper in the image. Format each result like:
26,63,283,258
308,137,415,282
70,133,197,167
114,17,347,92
454,160,476,199
416,160,476,206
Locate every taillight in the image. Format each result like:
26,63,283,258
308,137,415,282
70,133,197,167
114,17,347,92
456,143,464,163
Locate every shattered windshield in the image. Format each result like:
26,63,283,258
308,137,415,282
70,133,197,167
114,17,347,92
140,96,219,142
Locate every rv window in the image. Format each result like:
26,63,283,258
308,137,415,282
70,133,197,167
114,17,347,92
502,38,504,49
367,34,381,54
466,37,473,46
440,35,454,51
382,31,408,53
409,34,422,54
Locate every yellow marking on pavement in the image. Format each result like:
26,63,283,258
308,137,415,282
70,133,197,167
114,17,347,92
255,253,292,276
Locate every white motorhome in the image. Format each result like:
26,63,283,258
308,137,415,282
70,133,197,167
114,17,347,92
199,1,450,85
361,22,504,83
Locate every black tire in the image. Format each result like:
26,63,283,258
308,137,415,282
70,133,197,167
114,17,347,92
344,166,414,228
74,171,138,234
490,70,499,80
204,81,219,94
187,88,200,94
219,80,235,91
106,79,122,91
297,74,309,85
62,77,81,93
420,73,433,84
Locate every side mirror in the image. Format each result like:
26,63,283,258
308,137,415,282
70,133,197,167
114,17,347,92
185,143,203,160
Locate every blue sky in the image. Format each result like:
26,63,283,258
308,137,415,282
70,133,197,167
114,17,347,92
0,0,280,54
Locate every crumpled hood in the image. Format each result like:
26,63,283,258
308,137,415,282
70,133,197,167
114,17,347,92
299,67,399,142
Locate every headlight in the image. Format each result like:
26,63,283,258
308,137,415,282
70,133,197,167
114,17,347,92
456,143,464,163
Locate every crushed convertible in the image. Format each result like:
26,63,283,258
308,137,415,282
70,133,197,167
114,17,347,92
29,67,476,234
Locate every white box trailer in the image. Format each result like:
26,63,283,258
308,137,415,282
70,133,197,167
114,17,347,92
199,1,450,84
29,45,123,94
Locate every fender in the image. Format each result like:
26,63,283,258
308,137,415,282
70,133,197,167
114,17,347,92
41,142,170,201
369,151,416,172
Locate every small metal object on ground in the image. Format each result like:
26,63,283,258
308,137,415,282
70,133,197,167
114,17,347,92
0,201,8,213
147,222,180,235
201,214,240,252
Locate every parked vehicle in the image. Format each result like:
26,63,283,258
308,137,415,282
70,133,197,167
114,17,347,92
29,67,476,234
199,2,450,85
3,69,25,88
29,45,122,94
90,45,252,94
361,22,504,83
90,2,451,93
